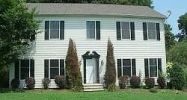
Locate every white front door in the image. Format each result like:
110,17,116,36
86,59,96,84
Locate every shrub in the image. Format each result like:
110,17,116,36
54,75,65,89
25,77,35,90
170,63,186,90
65,38,83,91
104,39,116,88
118,75,128,89
145,78,155,89
130,75,140,88
157,77,166,89
11,78,20,89
42,78,51,89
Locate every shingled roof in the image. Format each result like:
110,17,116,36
27,3,166,19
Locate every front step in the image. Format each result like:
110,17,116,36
83,84,104,92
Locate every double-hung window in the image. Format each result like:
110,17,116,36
116,22,135,40
44,59,64,79
45,21,64,40
15,59,35,79
117,59,136,78
86,21,100,40
144,58,162,77
143,22,160,40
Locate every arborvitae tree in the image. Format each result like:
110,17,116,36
65,38,83,91
104,39,116,90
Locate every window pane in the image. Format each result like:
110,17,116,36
21,60,29,67
87,21,95,39
21,68,29,79
149,59,157,77
50,21,59,39
50,68,59,79
50,60,59,68
149,59,157,66
123,67,131,77
123,59,131,67
150,66,157,77
121,22,130,39
148,23,156,39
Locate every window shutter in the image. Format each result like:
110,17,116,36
15,60,19,79
96,21,100,40
143,22,148,40
117,59,122,78
60,59,64,75
116,22,121,40
44,59,49,78
45,21,49,40
60,21,64,40
156,23,160,40
30,59,35,78
144,59,149,77
132,59,136,75
130,22,135,40
158,58,162,73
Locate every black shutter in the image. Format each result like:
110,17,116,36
116,22,121,40
30,59,34,78
143,22,148,40
60,21,64,40
156,23,160,40
15,60,19,79
45,21,49,40
144,59,149,77
158,58,162,72
117,59,122,78
130,22,135,40
132,59,136,75
96,59,100,83
96,21,100,40
60,59,64,75
44,59,49,78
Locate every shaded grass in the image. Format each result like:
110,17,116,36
0,89,187,100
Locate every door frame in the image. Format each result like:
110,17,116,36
82,51,100,84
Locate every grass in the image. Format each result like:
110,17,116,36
0,89,187,100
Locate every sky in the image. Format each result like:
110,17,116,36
153,0,187,34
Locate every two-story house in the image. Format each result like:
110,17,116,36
9,3,166,89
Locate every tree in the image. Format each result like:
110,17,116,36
65,38,83,91
0,0,39,73
164,24,176,52
168,42,187,66
177,13,187,42
104,39,116,90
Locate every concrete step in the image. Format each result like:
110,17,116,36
83,84,104,92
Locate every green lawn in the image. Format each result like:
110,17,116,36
0,89,187,100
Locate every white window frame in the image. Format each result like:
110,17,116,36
120,22,131,40
86,21,97,40
49,21,60,40
119,59,133,77
147,58,159,78
19,59,34,79
146,22,157,40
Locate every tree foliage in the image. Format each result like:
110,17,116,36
176,13,187,42
65,38,83,91
104,39,116,89
170,63,186,90
164,24,176,51
168,42,187,66
0,0,39,68
26,0,153,8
